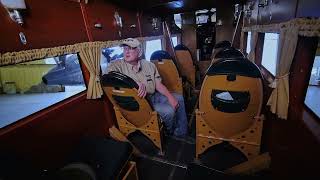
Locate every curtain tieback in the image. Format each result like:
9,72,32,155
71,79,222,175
275,73,289,79
269,73,290,88
89,73,100,82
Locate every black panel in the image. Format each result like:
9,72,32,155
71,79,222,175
197,141,248,171
112,95,139,111
196,22,216,60
150,50,172,61
127,131,159,156
206,58,262,78
211,90,250,113
214,47,244,59
101,71,138,89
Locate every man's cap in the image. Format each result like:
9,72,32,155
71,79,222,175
120,38,141,48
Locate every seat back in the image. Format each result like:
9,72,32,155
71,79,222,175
211,47,244,64
199,57,263,138
174,44,196,87
150,50,183,94
211,40,231,59
214,47,244,59
204,47,244,77
101,72,153,127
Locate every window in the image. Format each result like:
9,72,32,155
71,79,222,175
261,33,279,75
305,48,320,118
0,54,86,128
174,14,182,29
246,31,252,55
195,8,216,25
171,36,178,47
145,39,162,60
101,46,123,75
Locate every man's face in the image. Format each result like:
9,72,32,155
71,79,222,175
123,46,140,63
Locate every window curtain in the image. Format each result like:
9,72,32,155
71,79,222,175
242,18,320,119
267,28,299,119
79,44,103,99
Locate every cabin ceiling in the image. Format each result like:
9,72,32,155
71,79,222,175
108,0,246,15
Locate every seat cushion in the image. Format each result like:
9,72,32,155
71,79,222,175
67,137,133,180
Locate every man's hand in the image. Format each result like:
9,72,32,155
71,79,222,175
168,96,179,110
137,82,147,98
155,79,179,110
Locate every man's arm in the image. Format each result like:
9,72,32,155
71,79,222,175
155,79,179,110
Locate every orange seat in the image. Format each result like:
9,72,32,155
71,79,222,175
150,50,183,94
174,44,196,87
101,72,163,153
196,57,264,161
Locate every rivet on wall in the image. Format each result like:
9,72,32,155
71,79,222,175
19,32,27,45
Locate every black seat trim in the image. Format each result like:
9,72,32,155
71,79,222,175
211,90,250,113
101,71,139,89
174,44,189,51
112,95,139,111
206,58,262,78
150,50,172,61
214,47,244,59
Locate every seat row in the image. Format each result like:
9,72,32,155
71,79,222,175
101,42,265,161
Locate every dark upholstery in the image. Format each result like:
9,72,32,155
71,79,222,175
174,44,194,63
67,137,133,180
214,47,244,59
150,50,172,61
174,44,189,51
101,71,138,89
57,163,96,180
206,58,262,78
101,71,154,110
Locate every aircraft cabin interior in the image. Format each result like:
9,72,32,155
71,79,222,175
0,0,320,179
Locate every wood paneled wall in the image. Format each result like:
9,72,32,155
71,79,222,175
0,0,158,53
215,1,235,44
0,93,114,169
0,0,158,169
242,0,320,177
0,0,88,53
243,0,320,27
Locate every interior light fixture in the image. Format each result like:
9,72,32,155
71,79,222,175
114,11,123,37
0,0,26,26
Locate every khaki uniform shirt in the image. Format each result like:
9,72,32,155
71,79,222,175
106,59,161,94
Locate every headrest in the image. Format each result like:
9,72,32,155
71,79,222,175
101,71,139,89
214,41,231,49
206,58,262,78
174,44,189,51
214,47,244,59
150,50,172,61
